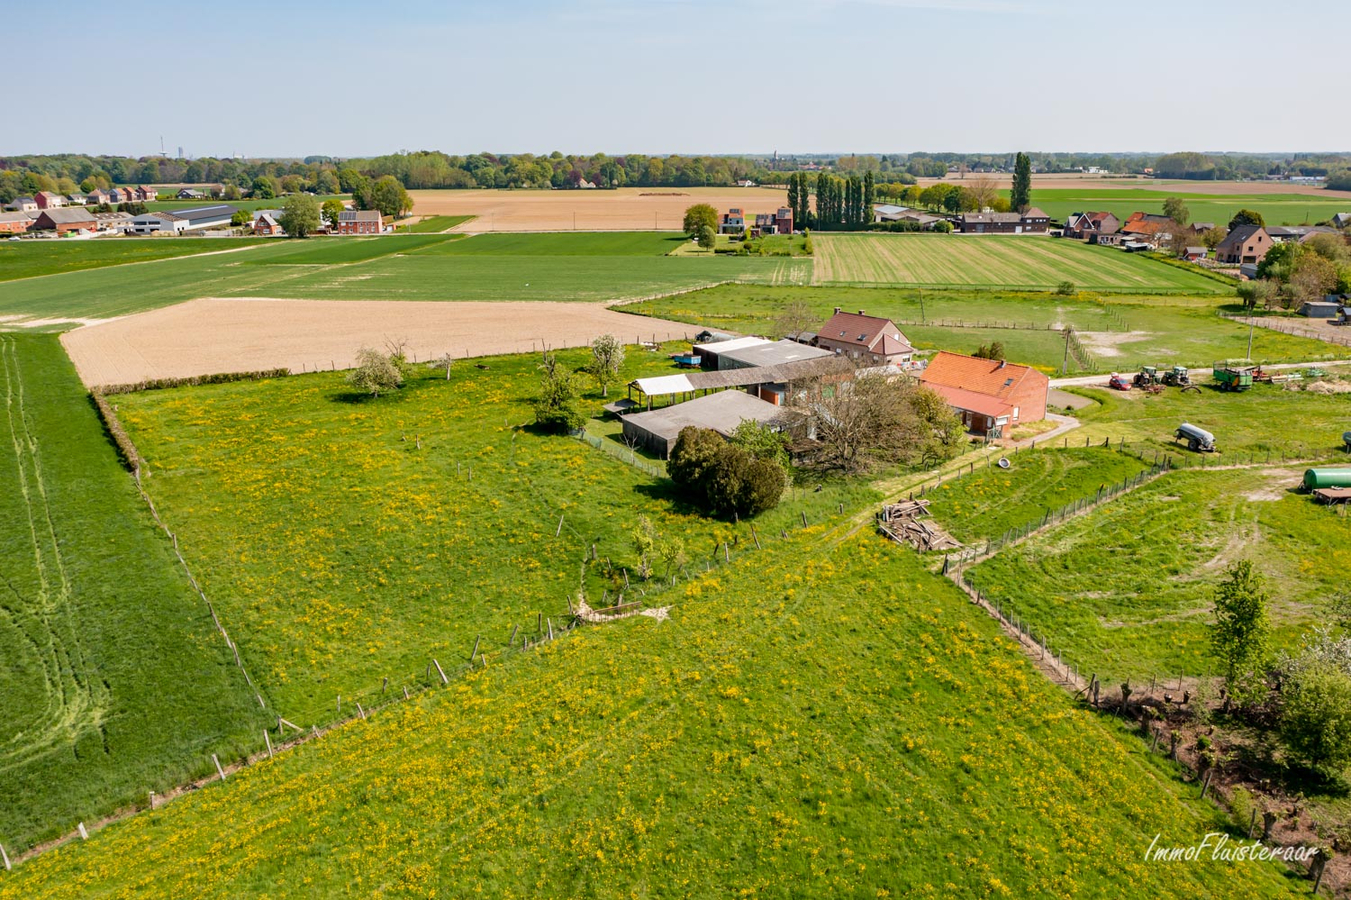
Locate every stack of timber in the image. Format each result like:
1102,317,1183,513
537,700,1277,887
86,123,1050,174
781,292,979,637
877,499,962,552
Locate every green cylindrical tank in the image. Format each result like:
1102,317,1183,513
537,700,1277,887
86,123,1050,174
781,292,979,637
1304,468,1351,490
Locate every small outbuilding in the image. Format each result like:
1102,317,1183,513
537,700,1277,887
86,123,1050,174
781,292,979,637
620,389,800,459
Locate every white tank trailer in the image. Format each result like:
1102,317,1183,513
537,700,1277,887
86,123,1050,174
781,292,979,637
1175,423,1216,453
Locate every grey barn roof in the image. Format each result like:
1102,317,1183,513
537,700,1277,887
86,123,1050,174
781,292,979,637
718,339,834,369
621,390,798,444
631,354,852,398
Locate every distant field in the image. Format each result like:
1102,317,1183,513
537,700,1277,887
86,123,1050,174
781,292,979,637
623,284,1346,372
420,230,687,256
0,334,265,853
0,233,809,320
967,467,1348,682
394,215,474,233
1000,188,1351,227
145,194,346,213
0,238,267,284
813,234,1229,294
115,348,872,724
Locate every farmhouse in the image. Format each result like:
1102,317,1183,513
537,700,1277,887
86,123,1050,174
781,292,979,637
919,351,1049,437
130,204,238,234
135,186,157,202
108,188,132,204
85,189,112,206
718,208,746,234
177,188,208,200
33,207,97,234
67,191,88,205
0,211,32,234
813,308,915,365
1215,225,1271,265
1120,212,1174,246
7,197,38,213
253,213,283,235
336,209,383,235
957,208,1049,234
35,191,65,209
1063,211,1120,241
620,389,801,458
752,207,793,235
874,204,945,228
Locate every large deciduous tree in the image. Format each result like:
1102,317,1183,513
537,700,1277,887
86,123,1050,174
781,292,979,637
586,334,625,398
682,203,718,237
797,374,964,474
533,352,585,433
1210,560,1271,705
279,193,321,238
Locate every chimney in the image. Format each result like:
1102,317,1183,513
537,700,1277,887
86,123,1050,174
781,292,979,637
998,360,1006,369
833,307,841,315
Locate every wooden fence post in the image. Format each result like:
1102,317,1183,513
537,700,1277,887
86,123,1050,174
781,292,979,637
264,730,274,758
2,842,12,871
470,635,481,662
433,659,448,684
213,755,226,782
78,823,89,841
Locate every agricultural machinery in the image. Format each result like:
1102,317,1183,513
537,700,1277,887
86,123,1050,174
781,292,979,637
1344,431,1351,453
1175,422,1216,453
1162,366,1190,387
1212,361,1255,393
1133,366,1162,388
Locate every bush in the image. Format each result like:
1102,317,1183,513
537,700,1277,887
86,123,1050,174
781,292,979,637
533,352,585,432
1055,281,1076,296
668,426,786,519
1280,658,1351,773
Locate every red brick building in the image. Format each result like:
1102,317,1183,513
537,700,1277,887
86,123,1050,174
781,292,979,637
1215,225,1271,265
919,351,1049,437
253,213,283,235
34,191,65,209
813,308,915,365
336,209,383,235
0,212,32,234
33,208,97,234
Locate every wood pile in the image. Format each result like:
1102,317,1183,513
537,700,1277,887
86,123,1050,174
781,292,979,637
877,499,962,552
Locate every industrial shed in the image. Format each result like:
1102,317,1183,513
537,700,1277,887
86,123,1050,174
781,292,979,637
627,354,853,408
130,204,238,234
620,390,802,459
717,339,834,370
692,336,771,370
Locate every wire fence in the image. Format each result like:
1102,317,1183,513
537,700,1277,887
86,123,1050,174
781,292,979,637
574,430,666,478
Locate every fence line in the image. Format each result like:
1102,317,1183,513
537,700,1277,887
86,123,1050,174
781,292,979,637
575,430,666,478
1218,313,1351,351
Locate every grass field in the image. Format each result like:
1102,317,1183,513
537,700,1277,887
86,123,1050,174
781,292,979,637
114,348,874,725
1004,188,1351,229
966,467,1348,682
144,195,347,213
0,334,266,853
1070,383,1351,458
394,215,475,233
421,231,687,256
0,238,268,284
813,234,1230,294
0,531,1302,898
623,284,1347,372
0,234,811,320
925,447,1153,543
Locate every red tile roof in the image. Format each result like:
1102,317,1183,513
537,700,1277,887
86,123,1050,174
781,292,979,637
919,351,1047,402
819,310,911,355
924,383,1012,418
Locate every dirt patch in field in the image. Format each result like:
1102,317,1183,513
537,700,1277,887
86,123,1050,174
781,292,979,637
1078,330,1153,358
60,298,697,388
1243,468,1304,501
407,187,789,232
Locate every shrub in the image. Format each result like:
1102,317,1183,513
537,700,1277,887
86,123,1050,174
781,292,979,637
1055,281,1076,296
347,347,405,397
668,426,786,518
1280,659,1351,773
533,352,584,432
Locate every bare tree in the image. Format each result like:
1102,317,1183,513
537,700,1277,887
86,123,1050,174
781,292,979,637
586,334,626,398
427,352,456,380
966,174,1000,211
771,300,820,340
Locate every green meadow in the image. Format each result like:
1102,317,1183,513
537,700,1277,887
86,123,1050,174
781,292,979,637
0,334,265,853
1003,187,1351,228
0,237,268,284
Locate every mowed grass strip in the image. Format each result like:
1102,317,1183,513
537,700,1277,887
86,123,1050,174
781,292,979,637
0,238,269,284
116,347,873,724
0,334,265,852
394,215,474,233
416,231,688,256
966,467,1347,682
814,234,1229,293
0,534,1301,899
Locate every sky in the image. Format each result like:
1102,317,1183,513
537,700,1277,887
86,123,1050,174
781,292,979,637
12,0,1351,158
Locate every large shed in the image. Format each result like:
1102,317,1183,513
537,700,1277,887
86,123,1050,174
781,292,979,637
693,335,771,370
620,390,800,459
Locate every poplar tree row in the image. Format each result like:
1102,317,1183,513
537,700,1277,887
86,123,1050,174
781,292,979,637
786,171,876,231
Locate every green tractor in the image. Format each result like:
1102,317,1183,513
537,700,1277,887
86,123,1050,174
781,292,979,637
1213,361,1255,392
1162,365,1190,387
1133,365,1161,388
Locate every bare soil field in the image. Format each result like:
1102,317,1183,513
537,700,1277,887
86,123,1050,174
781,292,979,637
60,298,697,387
408,187,790,232
914,173,1349,197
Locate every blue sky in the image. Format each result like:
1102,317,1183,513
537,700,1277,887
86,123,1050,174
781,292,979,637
14,0,1351,157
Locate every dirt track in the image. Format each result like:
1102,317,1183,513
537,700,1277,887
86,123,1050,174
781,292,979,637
408,187,790,232
60,298,698,387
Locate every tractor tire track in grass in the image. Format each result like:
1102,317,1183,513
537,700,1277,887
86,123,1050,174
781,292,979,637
0,337,106,773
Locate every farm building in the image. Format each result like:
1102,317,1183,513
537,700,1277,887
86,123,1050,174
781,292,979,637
33,207,97,234
0,211,32,233
336,209,383,235
67,191,88,205
752,208,793,235
620,390,804,458
1063,211,1119,240
717,339,834,370
93,211,134,233
1183,246,1208,261
693,336,771,370
919,351,1049,437
130,204,238,234
874,205,946,229
693,329,735,344
957,208,1049,234
1300,300,1341,318
718,208,746,234
1215,225,1271,265
627,355,853,409
177,188,208,200
135,186,157,202
35,191,65,209
1333,213,1351,229
1120,212,1175,247
7,197,38,213
813,309,915,365
85,189,111,206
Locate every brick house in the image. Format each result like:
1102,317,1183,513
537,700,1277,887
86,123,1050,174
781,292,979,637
35,191,65,209
33,208,97,234
919,351,1049,437
336,209,383,235
135,186,157,202
1120,212,1175,247
1063,210,1120,241
752,207,793,235
719,208,746,234
813,308,915,365
86,189,112,206
957,208,1049,234
253,213,283,236
0,211,32,234
1215,225,1271,265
